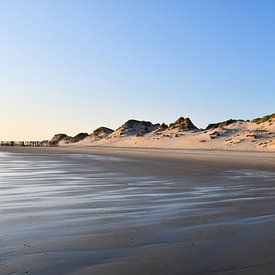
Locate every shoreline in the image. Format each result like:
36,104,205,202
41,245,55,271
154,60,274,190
1,145,274,168
1,145,275,274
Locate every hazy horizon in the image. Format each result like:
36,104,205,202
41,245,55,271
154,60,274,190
1,1,274,140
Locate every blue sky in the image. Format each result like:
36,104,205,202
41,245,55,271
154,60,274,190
0,0,274,140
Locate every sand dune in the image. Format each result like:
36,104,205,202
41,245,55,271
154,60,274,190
53,114,275,152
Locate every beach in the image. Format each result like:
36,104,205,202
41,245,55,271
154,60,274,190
1,0,274,274
0,147,275,274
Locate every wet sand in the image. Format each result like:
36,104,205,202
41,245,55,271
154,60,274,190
0,147,275,274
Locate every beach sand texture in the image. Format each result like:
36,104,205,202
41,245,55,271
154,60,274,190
0,148,275,274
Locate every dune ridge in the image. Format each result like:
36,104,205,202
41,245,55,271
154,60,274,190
48,114,275,151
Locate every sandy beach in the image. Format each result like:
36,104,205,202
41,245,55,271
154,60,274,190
0,147,275,274
1,0,274,274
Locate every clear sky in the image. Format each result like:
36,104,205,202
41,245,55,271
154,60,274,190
0,0,274,140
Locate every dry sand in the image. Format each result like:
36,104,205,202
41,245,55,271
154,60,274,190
0,146,275,274
64,118,275,152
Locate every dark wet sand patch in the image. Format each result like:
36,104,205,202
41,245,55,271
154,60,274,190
0,149,275,274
